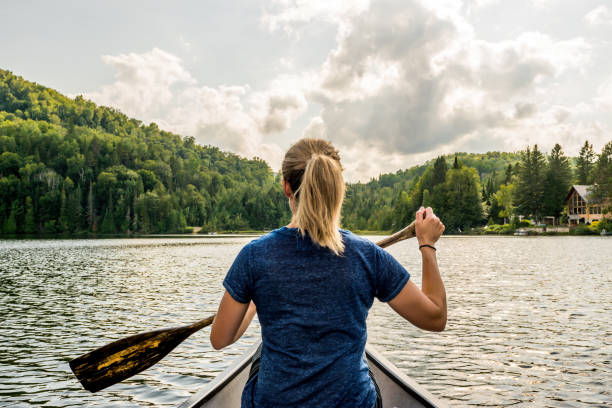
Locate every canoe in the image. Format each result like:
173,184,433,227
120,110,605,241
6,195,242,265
179,342,448,408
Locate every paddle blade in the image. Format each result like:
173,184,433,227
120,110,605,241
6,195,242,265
70,320,207,392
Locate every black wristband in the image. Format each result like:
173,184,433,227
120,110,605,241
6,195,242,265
419,244,437,252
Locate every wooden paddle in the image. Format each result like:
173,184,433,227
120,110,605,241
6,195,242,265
70,221,416,392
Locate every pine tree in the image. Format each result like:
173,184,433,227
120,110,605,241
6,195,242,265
542,144,572,218
504,164,513,184
436,167,483,232
514,145,546,220
592,141,612,213
432,156,447,186
453,155,460,169
576,140,595,184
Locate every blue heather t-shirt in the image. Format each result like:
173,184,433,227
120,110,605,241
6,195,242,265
223,227,410,408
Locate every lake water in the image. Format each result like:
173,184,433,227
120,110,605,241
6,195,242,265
0,235,610,407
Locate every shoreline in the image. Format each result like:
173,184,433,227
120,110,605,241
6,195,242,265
0,229,608,239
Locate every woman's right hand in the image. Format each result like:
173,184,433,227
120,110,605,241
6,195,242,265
388,206,447,331
415,206,445,247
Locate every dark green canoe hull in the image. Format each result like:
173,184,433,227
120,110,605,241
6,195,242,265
179,342,448,408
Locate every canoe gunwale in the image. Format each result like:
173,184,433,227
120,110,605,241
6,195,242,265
365,345,448,408
179,343,259,408
179,342,448,408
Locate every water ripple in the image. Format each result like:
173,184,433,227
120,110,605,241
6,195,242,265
0,236,610,407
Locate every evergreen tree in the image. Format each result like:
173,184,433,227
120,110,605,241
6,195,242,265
432,156,447,186
592,141,612,213
2,200,19,233
24,196,36,233
576,140,595,184
542,144,572,218
514,145,546,220
487,195,503,224
436,167,483,232
421,189,432,208
483,171,498,204
66,184,82,232
504,163,513,184
99,209,116,233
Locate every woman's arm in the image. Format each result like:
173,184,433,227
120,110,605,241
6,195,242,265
388,207,447,332
210,291,257,350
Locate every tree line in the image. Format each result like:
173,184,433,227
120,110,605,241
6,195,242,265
0,69,291,234
488,141,611,226
0,69,610,235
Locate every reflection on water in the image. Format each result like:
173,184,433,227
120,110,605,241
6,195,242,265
0,236,610,407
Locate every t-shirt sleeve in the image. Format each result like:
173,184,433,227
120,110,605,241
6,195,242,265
223,244,253,304
374,245,410,302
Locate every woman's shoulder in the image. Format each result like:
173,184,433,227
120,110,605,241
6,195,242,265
340,229,379,251
245,227,294,248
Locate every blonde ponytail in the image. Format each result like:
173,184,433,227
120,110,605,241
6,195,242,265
282,139,345,255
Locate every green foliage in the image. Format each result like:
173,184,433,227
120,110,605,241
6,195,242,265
514,145,546,220
542,144,572,218
1,69,606,235
576,140,595,184
1,200,19,233
342,151,518,232
570,225,596,235
493,183,515,223
484,223,514,235
591,141,612,214
24,196,36,233
0,69,291,234
437,167,484,232
595,218,612,233
517,219,531,227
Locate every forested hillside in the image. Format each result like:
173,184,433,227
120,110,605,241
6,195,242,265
0,69,290,234
1,70,610,235
343,151,520,231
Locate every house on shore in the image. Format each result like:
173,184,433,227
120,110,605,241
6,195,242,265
565,185,609,225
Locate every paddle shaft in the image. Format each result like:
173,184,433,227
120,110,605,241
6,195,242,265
70,221,416,392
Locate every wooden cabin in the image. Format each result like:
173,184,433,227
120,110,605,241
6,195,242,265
565,185,608,225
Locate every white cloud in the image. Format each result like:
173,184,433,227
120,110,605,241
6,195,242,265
303,116,327,139
585,5,612,26
84,48,194,118
84,48,307,169
595,76,612,110
262,0,370,35
82,1,610,182
305,0,592,161
260,0,608,180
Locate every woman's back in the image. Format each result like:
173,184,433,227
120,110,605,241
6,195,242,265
211,138,446,408
224,227,410,407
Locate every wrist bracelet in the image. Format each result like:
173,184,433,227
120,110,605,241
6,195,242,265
419,244,436,252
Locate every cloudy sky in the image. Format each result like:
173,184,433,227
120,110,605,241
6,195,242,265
2,0,611,181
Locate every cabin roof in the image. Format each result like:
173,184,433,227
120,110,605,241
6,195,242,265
565,185,593,203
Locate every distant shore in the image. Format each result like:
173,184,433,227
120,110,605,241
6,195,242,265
1,226,609,239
